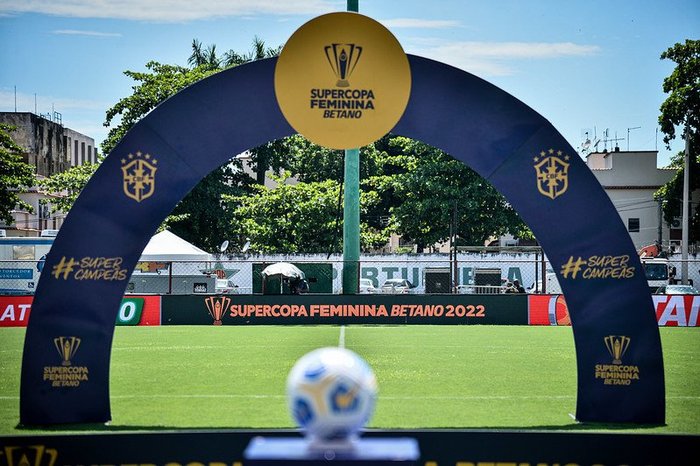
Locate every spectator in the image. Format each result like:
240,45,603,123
513,279,526,293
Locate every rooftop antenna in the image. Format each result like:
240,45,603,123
603,128,609,151
590,126,600,152
603,129,624,152
627,126,641,151
614,131,624,151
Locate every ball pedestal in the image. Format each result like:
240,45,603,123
244,435,419,465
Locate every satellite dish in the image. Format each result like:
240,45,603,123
219,240,229,253
241,239,251,253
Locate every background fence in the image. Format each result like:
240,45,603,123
4,254,700,295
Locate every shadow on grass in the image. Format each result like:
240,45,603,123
14,422,667,434
433,423,667,432
14,423,294,433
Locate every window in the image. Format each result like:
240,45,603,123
628,218,640,232
13,245,35,260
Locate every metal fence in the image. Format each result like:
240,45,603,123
4,256,700,295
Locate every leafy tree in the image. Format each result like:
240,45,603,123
369,137,529,250
655,39,700,240
658,39,700,148
163,162,254,251
37,162,99,214
0,124,35,225
226,174,387,253
98,38,280,250
103,61,217,155
37,37,280,250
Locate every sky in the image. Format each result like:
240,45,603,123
0,0,698,167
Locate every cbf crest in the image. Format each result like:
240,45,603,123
121,151,158,202
534,149,570,200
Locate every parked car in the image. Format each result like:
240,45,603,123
655,284,700,294
381,278,416,294
359,278,378,294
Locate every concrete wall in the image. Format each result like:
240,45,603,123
0,112,94,235
588,149,676,249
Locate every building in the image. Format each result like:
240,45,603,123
0,112,97,237
587,148,677,251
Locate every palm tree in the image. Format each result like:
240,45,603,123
188,39,220,68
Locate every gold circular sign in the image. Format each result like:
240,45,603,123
275,12,411,150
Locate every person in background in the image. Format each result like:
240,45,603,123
513,279,526,293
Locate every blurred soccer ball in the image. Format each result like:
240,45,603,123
286,347,378,440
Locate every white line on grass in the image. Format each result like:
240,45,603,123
339,325,346,348
4,395,700,401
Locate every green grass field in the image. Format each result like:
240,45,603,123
1,325,698,435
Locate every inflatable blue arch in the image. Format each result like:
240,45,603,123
20,55,665,425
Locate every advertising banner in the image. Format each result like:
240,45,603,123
0,296,32,327
528,294,572,326
653,295,700,327
162,294,528,325
0,296,161,327
0,430,696,466
529,294,700,327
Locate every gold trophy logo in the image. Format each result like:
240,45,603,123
204,296,231,326
324,43,362,87
53,336,81,366
2,445,58,466
604,335,631,365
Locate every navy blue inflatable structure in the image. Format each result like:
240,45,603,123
20,56,665,425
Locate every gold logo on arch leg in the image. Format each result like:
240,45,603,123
53,336,81,366
604,335,631,365
534,149,570,199
121,151,158,202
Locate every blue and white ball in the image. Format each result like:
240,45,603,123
287,347,378,440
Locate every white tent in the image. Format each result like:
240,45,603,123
139,230,212,261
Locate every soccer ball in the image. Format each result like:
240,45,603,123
286,347,378,440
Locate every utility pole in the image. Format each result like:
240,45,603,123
657,199,663,245
342,0,360,294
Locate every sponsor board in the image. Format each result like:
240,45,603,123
529,294,699,327
162,295,528,325
527,294,571,326
653,294,700,327
0,430,696,465
0,296,32,327
0,296,161,327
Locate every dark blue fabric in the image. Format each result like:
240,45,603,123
21,55,664,425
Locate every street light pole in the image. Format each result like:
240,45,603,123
342,0,360,294
682,124,690,284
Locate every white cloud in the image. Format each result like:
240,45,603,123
52,29,122,37
0,0,342,21
409,40,600,76
380,18,460,29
